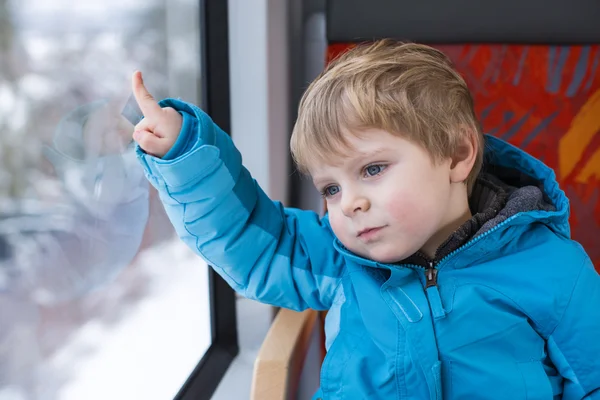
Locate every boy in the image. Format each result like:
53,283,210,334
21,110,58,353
131,40,600,399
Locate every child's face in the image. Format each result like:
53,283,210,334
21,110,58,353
311,128,457,263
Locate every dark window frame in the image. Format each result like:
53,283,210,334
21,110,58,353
174,0,239,399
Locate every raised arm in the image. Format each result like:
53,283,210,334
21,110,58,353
131,72,344,311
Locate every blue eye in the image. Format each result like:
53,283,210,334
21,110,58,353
321,185,340,198
365,164,385,177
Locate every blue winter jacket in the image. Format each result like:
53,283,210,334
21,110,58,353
135,99,600,400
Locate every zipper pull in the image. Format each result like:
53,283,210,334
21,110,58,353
425,262,438,288
425,261,446,319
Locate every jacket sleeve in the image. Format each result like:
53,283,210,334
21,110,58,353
135,98,344,311
547,252,600,399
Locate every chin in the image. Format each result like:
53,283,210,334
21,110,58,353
343,239,413,264
366,246,411,264
371,254,405,264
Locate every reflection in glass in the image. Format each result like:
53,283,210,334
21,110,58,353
0,0,211,399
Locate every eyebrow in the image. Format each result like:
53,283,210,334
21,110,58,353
312,177,330,189
353,147,390,160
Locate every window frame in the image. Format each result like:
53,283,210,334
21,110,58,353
174,1,239,399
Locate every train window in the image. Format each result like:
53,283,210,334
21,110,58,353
0,0,235,399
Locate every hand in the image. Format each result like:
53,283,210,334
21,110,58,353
131,71,182,158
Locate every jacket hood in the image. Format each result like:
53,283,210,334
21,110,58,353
480,134,569,238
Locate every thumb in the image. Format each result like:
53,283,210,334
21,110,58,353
133,129,164,157
132,71,162,118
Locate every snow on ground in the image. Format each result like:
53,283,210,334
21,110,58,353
53,239,212,400
0,238,212,400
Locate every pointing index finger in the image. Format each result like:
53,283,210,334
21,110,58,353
132,71,162,117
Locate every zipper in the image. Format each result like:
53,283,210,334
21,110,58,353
403,214,519,275
424,260,445,319
398,215,519,318
425,261,438,288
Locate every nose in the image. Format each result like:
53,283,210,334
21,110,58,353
341,189,371,217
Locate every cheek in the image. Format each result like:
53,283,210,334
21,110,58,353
383,184,446,232
327,210,347,239
385,193,426,228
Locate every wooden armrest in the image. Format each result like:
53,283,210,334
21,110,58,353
251,308,318,400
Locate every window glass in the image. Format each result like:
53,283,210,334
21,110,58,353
0,0,211,398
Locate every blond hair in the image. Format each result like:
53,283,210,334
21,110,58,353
290,39,484,193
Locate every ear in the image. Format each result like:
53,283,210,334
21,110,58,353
450,129,477,185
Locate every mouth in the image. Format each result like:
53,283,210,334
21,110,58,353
357,226,386,241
